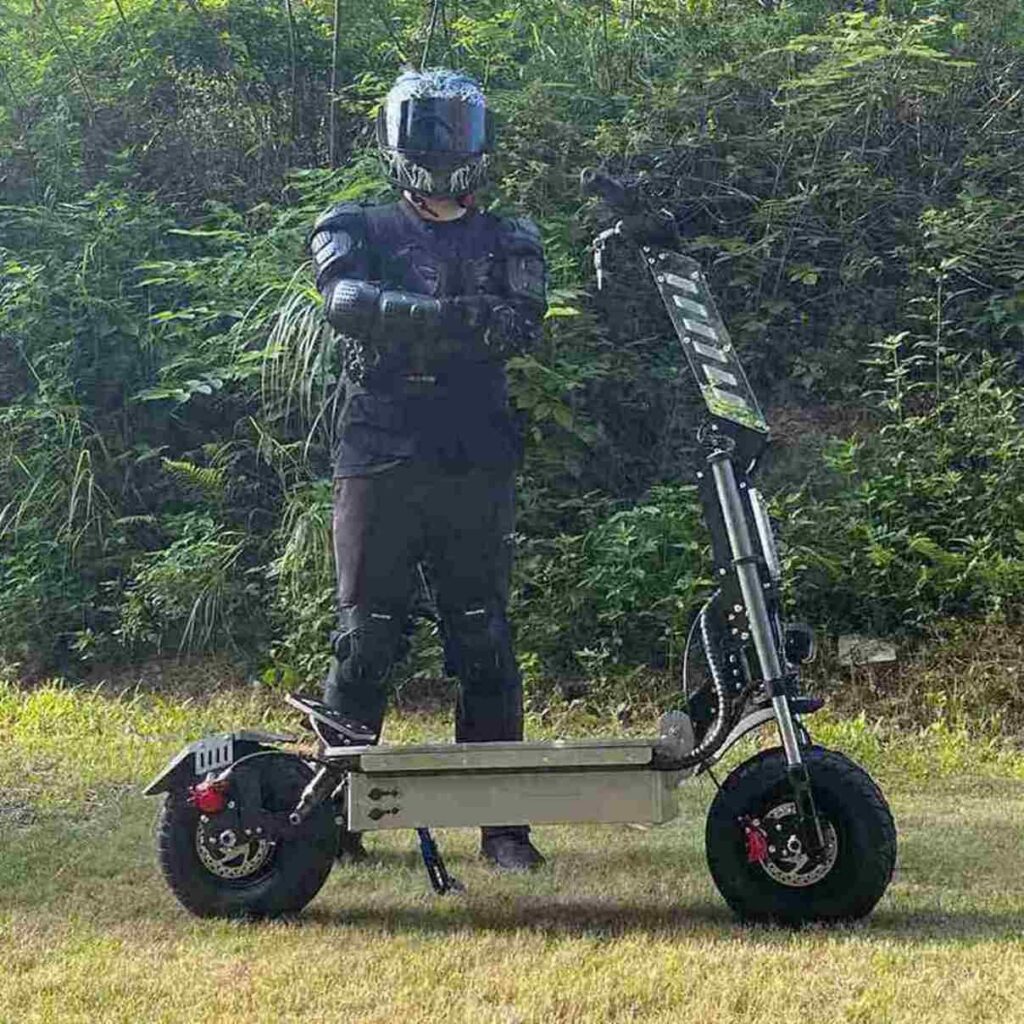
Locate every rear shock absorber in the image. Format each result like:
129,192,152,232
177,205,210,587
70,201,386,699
289,766,336,826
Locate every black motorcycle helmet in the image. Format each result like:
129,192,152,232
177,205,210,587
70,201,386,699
376,68,494,198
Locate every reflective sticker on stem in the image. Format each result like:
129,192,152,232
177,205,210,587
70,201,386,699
692,339,730,363
682,318,719,341
705,386,752,412
671,295,710,319
703,364,739,388
663,272,699,295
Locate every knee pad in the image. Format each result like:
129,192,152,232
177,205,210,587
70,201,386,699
332,610,408,686
443,607,516,687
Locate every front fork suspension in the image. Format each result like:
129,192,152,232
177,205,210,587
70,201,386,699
707,448,826,859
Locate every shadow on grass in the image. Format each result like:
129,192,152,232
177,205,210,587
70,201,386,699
345,840,709,873
304,897,734,937
4,824,1022,945
300,898,1024,943
867,906,1024,940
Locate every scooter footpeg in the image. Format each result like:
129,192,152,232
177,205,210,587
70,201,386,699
285,693,377,745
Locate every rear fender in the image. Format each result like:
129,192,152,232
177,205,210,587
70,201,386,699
142,730,297,796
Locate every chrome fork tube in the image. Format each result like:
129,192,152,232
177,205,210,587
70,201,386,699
708,452,803,767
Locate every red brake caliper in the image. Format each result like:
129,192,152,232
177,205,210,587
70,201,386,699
188,778,229,815
741,818,769,864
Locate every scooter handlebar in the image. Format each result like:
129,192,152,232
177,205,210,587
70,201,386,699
582,167,681,250
579,167,642,213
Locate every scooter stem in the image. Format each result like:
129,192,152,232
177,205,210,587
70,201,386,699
707,449,804,768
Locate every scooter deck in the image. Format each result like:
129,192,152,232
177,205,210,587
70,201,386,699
332,737,683,832
324,736,658,772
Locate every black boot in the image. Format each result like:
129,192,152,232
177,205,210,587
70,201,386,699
312,650,379,748
337,828,369,864
480,826,545,871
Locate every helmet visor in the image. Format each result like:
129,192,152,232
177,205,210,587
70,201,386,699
380,96,491,164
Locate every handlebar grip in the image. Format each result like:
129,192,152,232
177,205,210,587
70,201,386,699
579,167,640,213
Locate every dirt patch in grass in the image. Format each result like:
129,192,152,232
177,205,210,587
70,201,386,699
0,798,36,830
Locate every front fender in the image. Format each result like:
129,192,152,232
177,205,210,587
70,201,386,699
700,708,777,771
142,730,297,796
699,699,820,772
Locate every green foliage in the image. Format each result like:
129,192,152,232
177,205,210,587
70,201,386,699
116,511,256,655
263,478,336,685
2,0,1023,685
784,343,1024,634
513,485,708,686
0,399,117,672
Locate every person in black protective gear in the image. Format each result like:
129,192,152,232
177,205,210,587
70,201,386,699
308,68,546,872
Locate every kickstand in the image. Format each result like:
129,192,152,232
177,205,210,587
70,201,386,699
416,828,462,895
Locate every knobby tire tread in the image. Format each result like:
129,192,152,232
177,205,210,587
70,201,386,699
155,755,337,920
705,746,896,925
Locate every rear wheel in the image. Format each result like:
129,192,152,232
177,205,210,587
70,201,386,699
705,746,896,924
156,752,337,919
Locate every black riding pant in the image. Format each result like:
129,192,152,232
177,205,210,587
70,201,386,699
324,461,522,744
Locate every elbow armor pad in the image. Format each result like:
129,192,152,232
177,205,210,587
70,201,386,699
309,203,369,291
325,280,444,336
500,216,547,315
324,278,381,335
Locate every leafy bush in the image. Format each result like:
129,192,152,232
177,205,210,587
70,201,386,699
0,400,118,673
513,485,708,686
116,511,259,656
263,478,336,686
3,0,1024,688
785,342,1024,634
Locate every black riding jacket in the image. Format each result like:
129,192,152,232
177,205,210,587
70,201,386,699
309,198,547,476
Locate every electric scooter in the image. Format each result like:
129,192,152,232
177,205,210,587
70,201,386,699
143,169,897,924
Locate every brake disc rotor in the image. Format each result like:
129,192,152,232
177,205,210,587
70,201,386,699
195,827,274,881
759,800,838,888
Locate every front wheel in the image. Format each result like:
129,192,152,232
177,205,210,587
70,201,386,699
156,752,337,919
705,746,896,924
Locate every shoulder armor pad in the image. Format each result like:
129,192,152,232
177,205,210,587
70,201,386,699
312,201,367,235
309,203,369,289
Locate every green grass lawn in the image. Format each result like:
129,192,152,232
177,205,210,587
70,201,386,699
2,680,1023,1024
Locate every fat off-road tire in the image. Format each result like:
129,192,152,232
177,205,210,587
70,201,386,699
156,753,337,919
706,746,896,925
